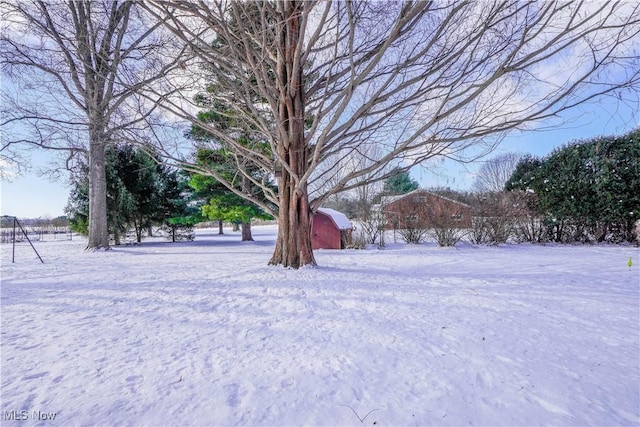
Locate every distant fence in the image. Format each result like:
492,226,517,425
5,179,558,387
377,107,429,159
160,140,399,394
0,226,73,244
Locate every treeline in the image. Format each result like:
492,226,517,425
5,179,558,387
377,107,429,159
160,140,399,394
66,130,639,247
0,216,69,228
506,129,639,244
66,145,199,244
325,130,639,246
65,144,272,245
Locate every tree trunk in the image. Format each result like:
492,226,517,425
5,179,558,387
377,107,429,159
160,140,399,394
133,217,143,243
218,219,224,234
241,222,253,241
113,226,121,246
269,1,316,268
86,138,110,250
269,184,316,268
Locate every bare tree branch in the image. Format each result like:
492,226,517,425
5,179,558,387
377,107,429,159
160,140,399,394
1,0,189,249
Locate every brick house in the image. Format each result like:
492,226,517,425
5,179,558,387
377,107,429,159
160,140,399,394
382,190,472,229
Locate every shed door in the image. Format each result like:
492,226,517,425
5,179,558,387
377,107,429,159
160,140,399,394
312,213,340,249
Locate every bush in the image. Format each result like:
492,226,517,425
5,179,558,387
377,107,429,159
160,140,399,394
346,228,367,249
513,216,547,243
398,225,429,244
431,227,465,247
469,191,536,245
357,211,387,246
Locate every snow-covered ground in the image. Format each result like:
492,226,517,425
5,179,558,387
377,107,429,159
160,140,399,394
1,225,638,426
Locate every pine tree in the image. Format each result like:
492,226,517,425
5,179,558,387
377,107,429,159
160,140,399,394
159,169,202,242
188,147,273,241
383,168,420,195
66,145,197,244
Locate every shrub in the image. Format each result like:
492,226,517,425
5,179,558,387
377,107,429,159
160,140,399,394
513,216,547,243
398,225,429,244
431,227,465,247
346,228,367,249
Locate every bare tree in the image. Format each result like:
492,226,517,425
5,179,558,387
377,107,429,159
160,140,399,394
145,0,640,268
472,152,523,193
1,0,186,249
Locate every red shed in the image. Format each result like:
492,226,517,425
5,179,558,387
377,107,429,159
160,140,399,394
312,208,353,250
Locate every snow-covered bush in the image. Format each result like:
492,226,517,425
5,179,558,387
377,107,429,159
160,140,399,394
505,130,640,244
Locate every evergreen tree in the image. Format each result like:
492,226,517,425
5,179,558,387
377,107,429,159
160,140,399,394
383,168,420,195
106,145,158,244
504,155,544,192
188,147,273,241
591,131,640,241
505,130,640,243
66,164,90,235
159,168,202,242
66,145,196,243
188,30,277,242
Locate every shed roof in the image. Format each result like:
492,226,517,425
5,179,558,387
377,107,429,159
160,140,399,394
316,208,353,230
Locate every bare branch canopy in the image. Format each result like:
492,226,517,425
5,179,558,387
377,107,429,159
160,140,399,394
1,0,189,249
143,0,639,267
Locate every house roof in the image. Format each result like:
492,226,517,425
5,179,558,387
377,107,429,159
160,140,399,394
381,189,472,208
316,208,353,230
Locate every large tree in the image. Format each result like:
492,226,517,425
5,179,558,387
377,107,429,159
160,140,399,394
1,0,186,250
189,147,274,241
145,0,640,267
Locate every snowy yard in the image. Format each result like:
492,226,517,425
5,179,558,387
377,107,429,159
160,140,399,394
1,225,638,426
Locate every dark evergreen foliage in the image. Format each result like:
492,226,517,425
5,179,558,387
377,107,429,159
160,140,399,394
66,145,199,243
382,168,420,196
188,147,274,241
505,130,640,243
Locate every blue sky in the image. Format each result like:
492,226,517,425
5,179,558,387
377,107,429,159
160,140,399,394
415,98,639,190
1,96,638,219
